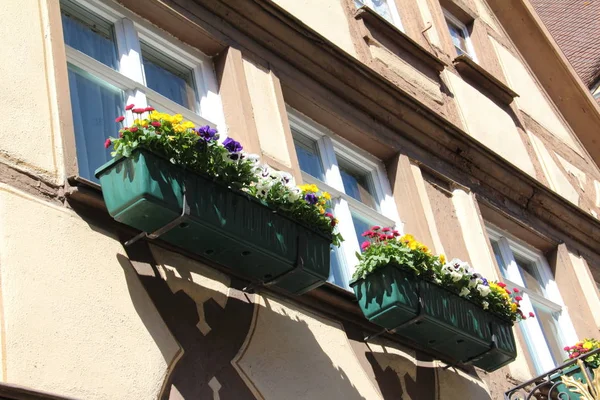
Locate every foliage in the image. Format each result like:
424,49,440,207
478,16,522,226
353,227,532,322
565,339,600,368
105,106,342,242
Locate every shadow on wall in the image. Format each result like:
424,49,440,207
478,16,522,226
119,241,367,400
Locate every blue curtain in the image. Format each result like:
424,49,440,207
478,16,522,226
143,59,190,109
61,13,118,69
68,66,123,181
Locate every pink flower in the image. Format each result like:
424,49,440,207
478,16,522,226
515,296,523,301
371,226,381,231
564,346,570,351
115,116,125,123
132,108,146,114
513,288,520,293
392,230,400,237
362,231,372,237
386,234,394,240
151,121,161,127
129,126,139,133
360,241,371,251
497,282,507,288
379,234,387,240
144,106,155,112
125,104,135,110
382,227,391,232
505,289,511,295
104,139,111,149
572,352,580,358
529,312,535,318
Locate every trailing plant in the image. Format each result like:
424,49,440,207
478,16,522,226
354,227,533,322
105,106,342,243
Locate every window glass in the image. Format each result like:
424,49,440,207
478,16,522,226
446,19,469,57
491,241,508,278
515,255,545,296
67,64,124,181
328,248,347,288
142,43,197,110
61,0,118,69
351,212,374,250
338,158,376,208
293,133,325,180
533,304,565,365
355,0,394,24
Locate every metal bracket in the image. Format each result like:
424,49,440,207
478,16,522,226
364,280,425,342
124,188,190,247
242,234,307,293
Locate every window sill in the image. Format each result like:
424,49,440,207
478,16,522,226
354,6,446,73
64,176,472,369
453,55,519,105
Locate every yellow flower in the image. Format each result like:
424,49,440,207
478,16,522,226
173,124,186,133
584,342,594,350
511,303,518,313
439,254,446,264
322,192,331,200
419,244,429,253
408,241,418,250
318,207,325,214
172,114,183,124
400,234,415,243
299,184,318,193
134,119,149,127
180,121,195,130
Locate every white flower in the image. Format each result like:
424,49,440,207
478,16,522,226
482,301,489,310
288,187,302,202
459,287,470,297
246,153,260,165
279,171,295,187
477,284,491,297
254,164,271,179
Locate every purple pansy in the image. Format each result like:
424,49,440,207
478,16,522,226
223,137,243,153
196,125,218,141
304,193,318,205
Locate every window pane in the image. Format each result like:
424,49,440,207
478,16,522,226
293,134,325,180
68,65,124,181
491,241,509,278
339,159,376,208
61,1,118,69
516,256,545,296
447,21,469,57
352,212,374,250
142,44,196,110
533,304,565,366
328,247,348,288
371,0,393,23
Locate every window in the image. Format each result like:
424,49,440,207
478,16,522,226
487,226,577,374
60,0,222,182
288,109,401,289
354,0,403,29
443,10,476,60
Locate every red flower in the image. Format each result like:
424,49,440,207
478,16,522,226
151,121,161,127
371,226,381,231
330,219,337,227
362,231,373,237
564,346,570,351
132,108,146,114
144,106,155,112
386,234,394,240
515,296,523,301
513,288,520,293
497,282,507,288
361,241,371,251
382,227,391,232
129,126,139,133
505,289,511,295
115,116,125,123
104,138,111,149
529,312,535,318
325,212,334,219
392,230,400,237
572,352,580,358
119,132,123,138
125,104,135,110
379,234,387,240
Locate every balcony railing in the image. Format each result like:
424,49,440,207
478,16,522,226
505,347,600,399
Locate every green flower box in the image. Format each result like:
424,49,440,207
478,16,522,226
350,264,517,372
549,364,593,399
95,149,331,294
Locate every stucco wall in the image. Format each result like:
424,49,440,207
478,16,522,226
0,185,179,399
0,0,65,185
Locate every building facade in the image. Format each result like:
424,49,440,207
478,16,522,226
1,0,600,399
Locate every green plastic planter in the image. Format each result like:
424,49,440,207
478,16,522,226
350,264,517,372
95,149,331,295
549,364,592,399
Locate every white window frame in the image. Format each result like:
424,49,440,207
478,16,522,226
288,108,402,289
486,224,577,374
442,9,477,62
355,0,404,31
61,0,225,131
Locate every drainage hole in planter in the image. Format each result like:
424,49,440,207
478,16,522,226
456,339,464,344
428,340,436,344
241,251,251,256
205,249,214,255
179,222,189,229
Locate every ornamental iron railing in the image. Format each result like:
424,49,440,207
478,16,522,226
505,347,600,400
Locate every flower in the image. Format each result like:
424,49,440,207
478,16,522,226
129,126,139,133
299,184,318,193
125,104,135,110
439,254,446,264
497,282,507,288
104,138,111,149
115,116,125,123
196,125,218,141
513,288,520,293
371,226,381,231
132,108,146,114
515,296,523,301
529,312,535,318
382,227,391,232
304,193,318,205
482,301,489,310
361,241,371,251
144,106,155,112
459,287,470,297
322,192,331,200
564,346,571,351
246,154,260,165
151,121,161,127
477,284,491,297
223,137,243,153
288,187,302,202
